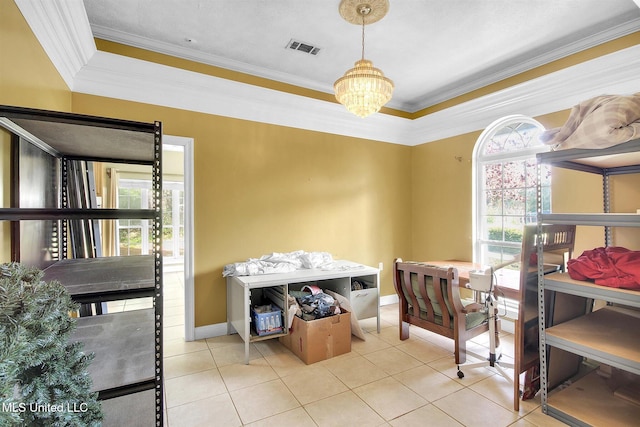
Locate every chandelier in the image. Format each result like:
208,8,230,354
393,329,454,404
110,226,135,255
334,0,394,118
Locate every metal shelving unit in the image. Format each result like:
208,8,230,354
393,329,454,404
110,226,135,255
0,105,163,426
536,137,640,426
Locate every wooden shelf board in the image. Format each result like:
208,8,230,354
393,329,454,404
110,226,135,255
544,272,640,307
537,138,640,173
44,256,156,301
71,309,155,393
0,109,156,163
249,330,287,342
547,370,640,427
541,213,640,227
100,389,156,427
546,307,640,373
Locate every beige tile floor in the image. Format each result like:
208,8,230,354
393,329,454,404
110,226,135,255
135,271,568,427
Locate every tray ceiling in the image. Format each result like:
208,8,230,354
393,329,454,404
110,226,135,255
82,0,640,113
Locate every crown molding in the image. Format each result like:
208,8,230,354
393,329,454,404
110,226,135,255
90,24,335,96
16,0,640,147
407,17,640,112
72,44,639,146
72,51,413,145
15,0,96,90
406,44,640,146
89,13,640,114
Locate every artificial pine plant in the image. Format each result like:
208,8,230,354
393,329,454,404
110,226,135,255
0,262,102,426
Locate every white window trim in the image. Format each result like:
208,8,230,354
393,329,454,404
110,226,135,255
472,114,549,265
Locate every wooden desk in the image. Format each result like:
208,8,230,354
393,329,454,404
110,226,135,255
425,260,558,301
423,260,516,300
421,260,476,285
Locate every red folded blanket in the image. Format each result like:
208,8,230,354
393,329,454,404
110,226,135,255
568,247,640,290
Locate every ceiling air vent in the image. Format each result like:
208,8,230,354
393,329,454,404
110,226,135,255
286,39,321,55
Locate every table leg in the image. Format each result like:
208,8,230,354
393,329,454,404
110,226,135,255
244,286,250,364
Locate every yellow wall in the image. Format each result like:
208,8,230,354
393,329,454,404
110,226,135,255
0,0,71,261
0,0,70,110
411,132,479,261
2,0,639,328
70,95,412,326
411,110,640,264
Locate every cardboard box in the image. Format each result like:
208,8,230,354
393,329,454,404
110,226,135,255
279,308,351,364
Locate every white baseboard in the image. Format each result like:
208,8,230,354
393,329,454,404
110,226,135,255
380,293,399,306
501,317,515,334
192,294,401,341
191,294,513,340
193,322,228,341
498,298,519,335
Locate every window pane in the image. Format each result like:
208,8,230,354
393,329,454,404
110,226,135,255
474,117,550,266
525,159,538,186
118,180,185,260
525,188,538,221
119,227,142,256
117,183,150,256
162,190,173,225
119,188,142,209
179,192,184,227
540,164,552,187
483,122,543,156
484,190,502,215
503,160,525,189
162,226,173,257
484,164,502,189
503,189,525,215
503,218,523,240
484,215,502,240
540,186,552,213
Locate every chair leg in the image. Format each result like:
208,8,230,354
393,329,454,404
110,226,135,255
400,321,410,340
514,371,520,411
456,340,466,364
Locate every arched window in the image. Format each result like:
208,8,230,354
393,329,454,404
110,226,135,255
472,115,551,266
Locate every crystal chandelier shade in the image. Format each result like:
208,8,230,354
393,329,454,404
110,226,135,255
334,0,393,118
334,59,394,118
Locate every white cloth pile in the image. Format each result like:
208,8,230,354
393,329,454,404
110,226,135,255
540,92,640,150
223,250,335,277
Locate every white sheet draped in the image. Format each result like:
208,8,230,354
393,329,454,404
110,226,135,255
223,250,336,277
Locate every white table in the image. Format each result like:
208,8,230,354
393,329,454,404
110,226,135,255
226,260,380,364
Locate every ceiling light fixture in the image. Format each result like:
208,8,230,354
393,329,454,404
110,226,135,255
334,0,394,118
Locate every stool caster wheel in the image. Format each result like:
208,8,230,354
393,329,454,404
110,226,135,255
457,368,464,379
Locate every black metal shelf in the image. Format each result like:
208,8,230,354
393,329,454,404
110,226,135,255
100,389,156,427
537,136,640,426
537,137,640,175
0,105,163,426
70,309,155,397
0,105,158,163
43,256,157,304
540,213,640,227
0,208,156,220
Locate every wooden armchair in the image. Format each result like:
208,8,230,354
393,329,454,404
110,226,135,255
393,259,490,364
500,224,580,411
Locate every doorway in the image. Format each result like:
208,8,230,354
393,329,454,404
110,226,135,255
163,136,195,341
103,136,194,341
